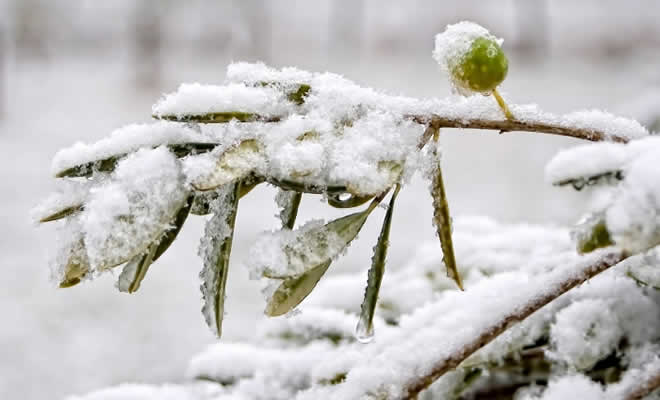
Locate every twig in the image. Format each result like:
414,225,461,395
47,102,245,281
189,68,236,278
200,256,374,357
624,368,660,400
402,250,629,399
409,115,631,143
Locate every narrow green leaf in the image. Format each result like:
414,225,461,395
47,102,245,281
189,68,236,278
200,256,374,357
263,207,374,280
154,111,279,124
356,185,400,342
55,143,216,178
554,170,624,191
430,160,463,290
265,260,332,317
58,239,90,288
118,194,194,293
39,204,84,223
200,182,241,337
276,190,302,230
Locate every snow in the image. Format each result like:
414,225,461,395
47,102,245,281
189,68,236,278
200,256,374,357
31,179,91,223
25,43,653,400
518,375,605,400
606,148,660,252
544,142,626,186
152,82,293,120
547,298,621,370
51,122,211,177
245,216,363,281
80,147,187,270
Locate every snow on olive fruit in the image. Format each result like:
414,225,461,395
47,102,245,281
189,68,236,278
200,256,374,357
451,37,508,94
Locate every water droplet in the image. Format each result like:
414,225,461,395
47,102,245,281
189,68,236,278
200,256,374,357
355,319,375,343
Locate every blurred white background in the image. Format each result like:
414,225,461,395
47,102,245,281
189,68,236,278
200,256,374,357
1,1,660,398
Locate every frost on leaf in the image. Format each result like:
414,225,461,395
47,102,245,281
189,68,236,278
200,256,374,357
198,182,241,337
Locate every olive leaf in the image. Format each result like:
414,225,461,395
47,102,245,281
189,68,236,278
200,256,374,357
192,139,264,191
554,170,624,191
264,192,388,316
55,143,217,178
58,239,90,288
263,206,374,280
39,204,84,223
430,157,463,290
200,182,241,337
265,260,332,317
276,190,302,230
356,184,400,342
117,194,194,293
154,111,268,124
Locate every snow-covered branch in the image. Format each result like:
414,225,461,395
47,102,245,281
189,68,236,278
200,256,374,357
401,250,628,398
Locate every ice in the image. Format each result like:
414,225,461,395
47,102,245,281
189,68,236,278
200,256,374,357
82,147,187,270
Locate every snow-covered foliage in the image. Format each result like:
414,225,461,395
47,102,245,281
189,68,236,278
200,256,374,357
36,21,660,400
65,218,660,400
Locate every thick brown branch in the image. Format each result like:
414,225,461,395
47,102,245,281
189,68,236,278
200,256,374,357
403,250,629,399
624,368,660,400
409,115,631,143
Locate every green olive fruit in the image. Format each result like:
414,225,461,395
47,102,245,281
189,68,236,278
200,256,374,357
451,37,508,94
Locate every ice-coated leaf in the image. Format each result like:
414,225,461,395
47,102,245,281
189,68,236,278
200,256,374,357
192,139,264,191
55,142,216,178
265,260,332,317
199,182,241,337
275,189,302,230
356,185,400,343
430,159,463,290
118,194,193,293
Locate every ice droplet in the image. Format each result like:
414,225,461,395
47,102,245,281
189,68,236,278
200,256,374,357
355,318,375,344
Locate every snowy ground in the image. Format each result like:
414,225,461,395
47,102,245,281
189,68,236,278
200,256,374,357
2,50,658,399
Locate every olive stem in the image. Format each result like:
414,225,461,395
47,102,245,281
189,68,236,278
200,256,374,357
492,88,514,121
